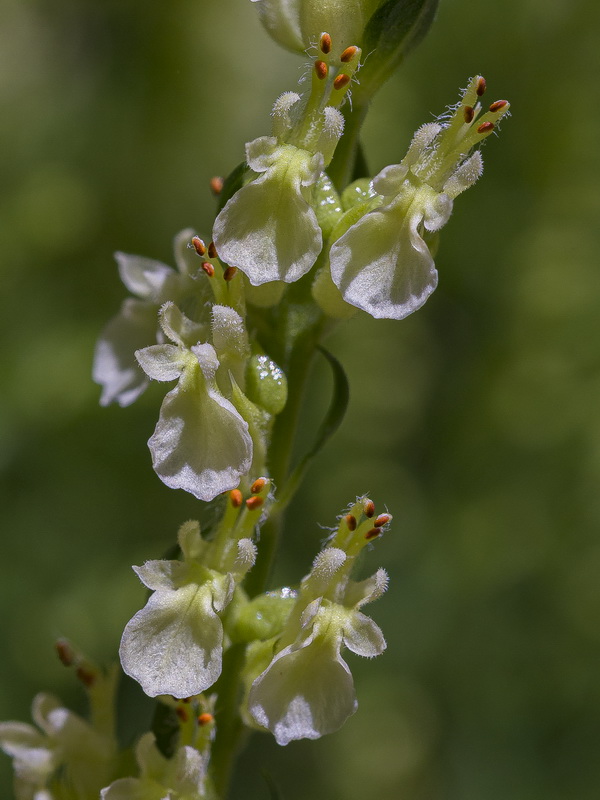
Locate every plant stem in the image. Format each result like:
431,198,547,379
245,306,324,598
327,99,369,191
210,643,249,798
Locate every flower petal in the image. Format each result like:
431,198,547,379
213,144,323,285
115,253,176,302
119,582,223,698
148,364,252,502
342,610,386,657
93,299,157,406
135,344,186,382
248,629,357,745
0,722,48,760
329,195,438,320
132,560,188,592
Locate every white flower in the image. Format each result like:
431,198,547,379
248,549,388,745
101,733,210,800
213,137,324,285
329,77,509,319
137,337,252,502
93,229,211,407
120,521,256,698
0,693,116,800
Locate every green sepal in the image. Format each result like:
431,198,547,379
227,590,297,643
245,353,288,416
313,173,344,239
275,347,349,511
341,178,376,211
151,700,180,759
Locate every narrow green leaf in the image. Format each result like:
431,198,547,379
358,0,440,96
275,346,349,511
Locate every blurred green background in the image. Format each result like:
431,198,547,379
2,0,600,797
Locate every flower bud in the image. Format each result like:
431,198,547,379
251,0,440,96
245,353,288,416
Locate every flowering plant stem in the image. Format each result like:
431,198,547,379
212,298,329,795
327,100,370,190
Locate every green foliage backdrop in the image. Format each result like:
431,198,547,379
1,0,599,797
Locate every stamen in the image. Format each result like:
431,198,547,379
340,46,358,63
223,266,237,281
345,514,357,531
230,489,243,508
201,261,215,277
191,236,206,256
477,121,494,134
315,60,328,80
364,527,381,540
319,32,332,54
251,477,267,494
76,666,96,688
489,100,508,113
363,499,375,518
246,496,264,511
208,241,218,259
55,639,74,667
210,176,224,195
374,514,391,527
463,106,475,124
476,76,486,96
176,706,189,723
333,73,351,91
198,713,214,726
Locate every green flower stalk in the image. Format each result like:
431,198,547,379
1,1,511,798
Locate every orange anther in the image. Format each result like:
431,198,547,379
55,639,74,667
230,489,243,508
246,496,264,511
223,266,237,281
251,477,267,494
374,514,391,527
191,236,206,256
176,706,189,723
198,713,214,726
340,46,358,63
315,60,328,80
333,73,351,91
476,76,486,96
489,100,508,113
319,32,332,54
463,105,474,124
345,514,357,531
210,176,224,195
363,499,375,518
364,527,381,540
201,262,215,277
477,121,495,134
208,241,218,259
